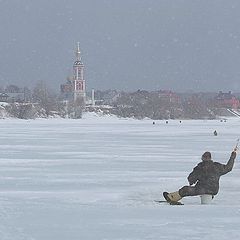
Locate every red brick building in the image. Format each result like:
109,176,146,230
215,91,240,109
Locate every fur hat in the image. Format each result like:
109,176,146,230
201,151,211,161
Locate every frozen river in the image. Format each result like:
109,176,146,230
0,114,240,239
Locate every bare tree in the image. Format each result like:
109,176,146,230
66,96,85,119
32,81,58,117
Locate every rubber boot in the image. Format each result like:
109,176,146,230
163,191,182,202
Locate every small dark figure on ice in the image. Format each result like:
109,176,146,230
214,130,217,136
163,148,237,203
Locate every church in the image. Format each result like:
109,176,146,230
60,43,86,104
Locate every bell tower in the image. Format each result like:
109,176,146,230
73,42,86,103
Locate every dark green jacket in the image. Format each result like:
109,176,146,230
188,152,236,195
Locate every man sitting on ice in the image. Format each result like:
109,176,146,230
163,149,237,203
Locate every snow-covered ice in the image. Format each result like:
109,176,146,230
0,114,240,239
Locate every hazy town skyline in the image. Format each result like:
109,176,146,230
1,0,240,93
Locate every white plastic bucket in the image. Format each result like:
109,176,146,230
200,194,213,204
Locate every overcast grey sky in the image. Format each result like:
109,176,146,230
0,0,240,92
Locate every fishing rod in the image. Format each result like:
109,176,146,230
234,138,239,152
